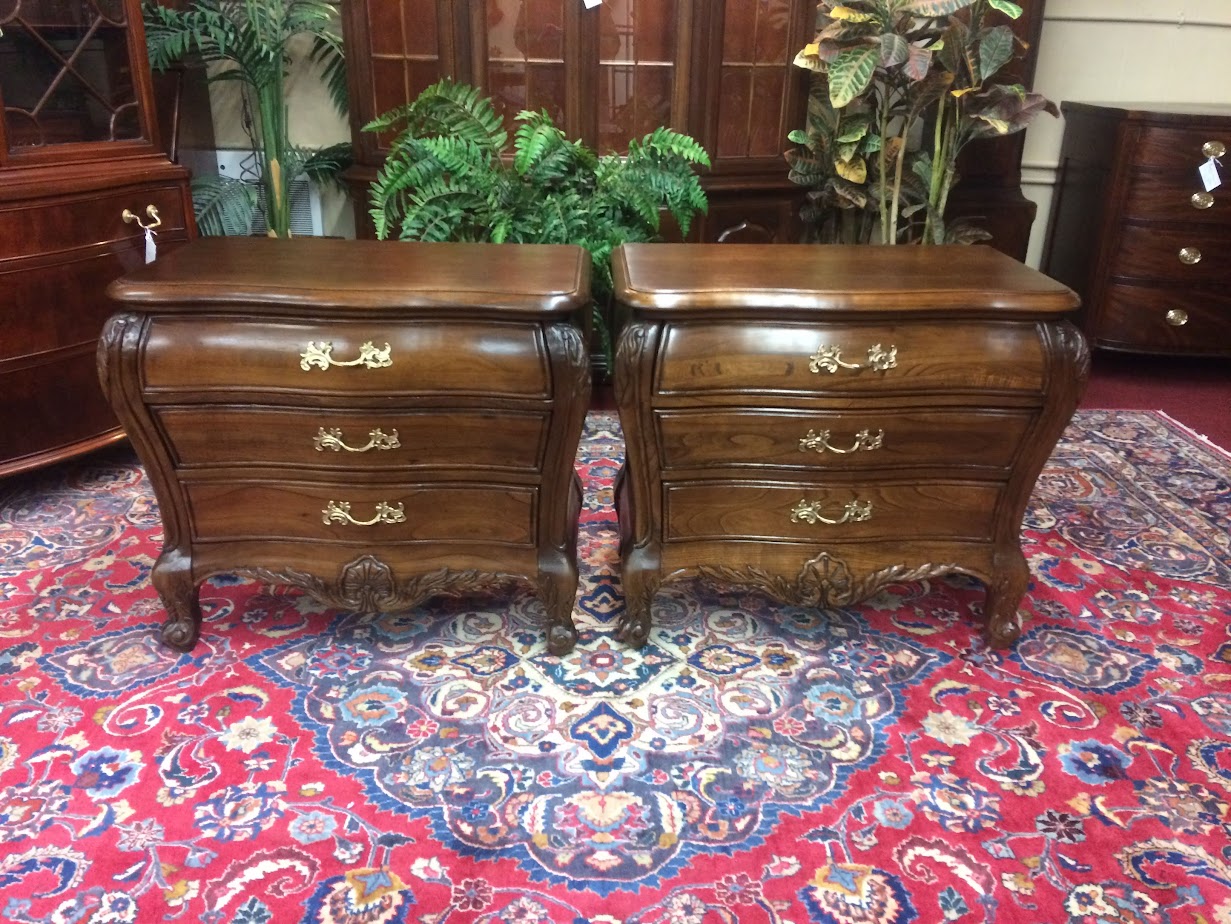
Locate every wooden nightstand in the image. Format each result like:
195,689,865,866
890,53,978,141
100,238,591,655
612,243,1087,649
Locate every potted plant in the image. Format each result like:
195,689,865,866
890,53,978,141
364,79,710,368
786,0,1056,245
143,0,351,236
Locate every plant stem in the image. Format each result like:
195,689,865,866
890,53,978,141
925,93,947,245
877,88,890,244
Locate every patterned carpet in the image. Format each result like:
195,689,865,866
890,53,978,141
1,410,1229,923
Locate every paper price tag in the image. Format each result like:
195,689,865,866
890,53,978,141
144,228,157,264
1200,157,1222,192
583,0,602,7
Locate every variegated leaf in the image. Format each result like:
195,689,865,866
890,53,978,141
836,156,868,183
830,5,876,22
908,0,976,15
987,0,1023,18
828,46,880,107
904,43,932,82
880,32,909,67
978,25,1015,82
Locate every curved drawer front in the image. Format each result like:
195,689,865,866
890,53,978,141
1097,284,1231,353
664,481,1000,544
1110,225,1231,282
656,408,1033,472
1132,125,1229,171
654,322,1046,396
142,319,551,397
0,184,189,261
157,406,547,472
186,482,536,545
1122,174,1231,225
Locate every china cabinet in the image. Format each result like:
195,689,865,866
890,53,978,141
341,0,1046,258
0,0,194,476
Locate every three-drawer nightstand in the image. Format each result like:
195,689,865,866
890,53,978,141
611,243,1088,649
1043,102,1231,356
100,238,591,655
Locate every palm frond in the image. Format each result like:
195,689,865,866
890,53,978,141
191,174,259,237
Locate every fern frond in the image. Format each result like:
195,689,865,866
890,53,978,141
191,174,259,236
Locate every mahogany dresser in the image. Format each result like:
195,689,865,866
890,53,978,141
612,243,1088,649
100,238,591,655
1042,102,1231,356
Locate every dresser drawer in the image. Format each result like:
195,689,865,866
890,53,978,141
1122,175,1231,225
142,319,551,398
0,184,189,261
186,482,536,545
656,408,1033,472
1096,284,1231,353
654,322,1046,397
663,481,1000,543
1109,225,1231,282
156,406,547,472
1132,124,1229,171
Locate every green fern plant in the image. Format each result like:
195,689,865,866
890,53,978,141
366,80,710,366
144,0,352,237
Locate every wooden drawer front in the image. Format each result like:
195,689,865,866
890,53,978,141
187,482,536,545
142,319,550,397
1131,124,1230,171
1096,284,1231,353
157,407,547,472
656,408,1033,472
0,185,189,260
654,322,1046,396
664,481,1000,543
1110,225,1231,282
1122,175,1231,225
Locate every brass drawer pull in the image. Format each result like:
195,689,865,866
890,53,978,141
790,499,872,526
1191,192,1215,210
1178,247,1202,265
121,204,162,230
799,428,884,454
1203,140,1226,159
322,500,406,526
1166,309,1189,327
300,341,393,371
314,427,401,452
809,343,897,374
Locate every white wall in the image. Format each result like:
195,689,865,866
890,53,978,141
1022,0,1231,266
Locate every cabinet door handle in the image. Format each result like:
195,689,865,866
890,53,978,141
314,427,401,452
790,499,873,526
799,428,884,454
1203,140,1226,159
1166,309,1189,327
1178,247,1202,265
322,500,406,526
1191,192,1215,210
808,343,897,374
121,204,161,230
300,341,393,371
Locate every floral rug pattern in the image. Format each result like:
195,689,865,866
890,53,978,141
1,411,1230,923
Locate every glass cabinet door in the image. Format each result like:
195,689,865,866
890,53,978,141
484,0,567,132
595,0,677,152
0,0,144,153
716,0,798,160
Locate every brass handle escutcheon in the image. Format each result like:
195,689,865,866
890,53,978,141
121,204,161,230
322,500,406,526
1203,140,1226,159
1191,192,1215,210
1178,247,1202,265
314,427,401,452
789,499,873,526
1166,309,1189,327
799,428,884,454
809,343,897,374
300,341,393,371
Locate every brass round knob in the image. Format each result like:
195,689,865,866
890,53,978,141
1191,191,1215,210
1178,246,1202,265
1165,309,1189,327
1202,140,1226,159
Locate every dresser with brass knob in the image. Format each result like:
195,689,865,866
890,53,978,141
1042,102,1231,356
100,238,591,655
612,243,1087,649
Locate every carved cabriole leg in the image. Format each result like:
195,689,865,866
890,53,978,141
536,561,579,656
151,548,201,652
616,547,658,648
985,548,1030,648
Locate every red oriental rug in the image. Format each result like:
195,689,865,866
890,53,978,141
1,410,1230,924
